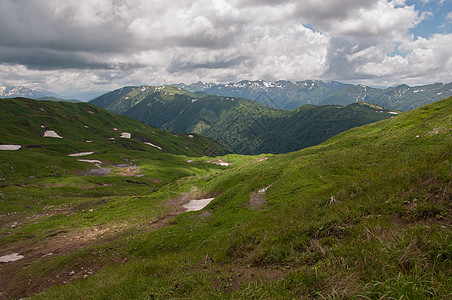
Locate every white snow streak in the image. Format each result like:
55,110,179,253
0,145,21,150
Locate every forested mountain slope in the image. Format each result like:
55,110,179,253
91,86,397,154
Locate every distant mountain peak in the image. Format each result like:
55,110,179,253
0,84,60,99
172,80,452,111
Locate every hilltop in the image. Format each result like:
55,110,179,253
91,86,397,154
0,96,450,299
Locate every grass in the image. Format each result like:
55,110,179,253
0,97,451,299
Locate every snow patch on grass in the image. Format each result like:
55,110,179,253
43,130,63,138
183,198,215,212
207,159,230,167
68,152,94,157
144,142,162,150
0,145,21,150
77,159,102,164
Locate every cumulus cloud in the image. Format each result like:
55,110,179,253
294,0,420,38
0,0,450,95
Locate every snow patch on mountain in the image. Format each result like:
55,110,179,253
0,84,59,99
43,130,63,138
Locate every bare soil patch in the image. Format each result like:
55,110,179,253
84,167,112,176
0,186,221,299
0,224,123,299
115,165,142,177
0,186,215,299
246,184,273,210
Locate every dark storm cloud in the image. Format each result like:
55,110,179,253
0,0,245,71
0,47,128,70
0,1,128,52
0,1,140,70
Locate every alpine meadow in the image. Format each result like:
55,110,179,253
1,0,452,299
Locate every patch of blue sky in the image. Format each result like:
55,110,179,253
406,0,452,37
387,42,406,58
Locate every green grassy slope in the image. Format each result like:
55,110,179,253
90,85,199,115
91,86,397,154
28,97,452,299
0,98,235,299
35,96,82,103
0,98,230,180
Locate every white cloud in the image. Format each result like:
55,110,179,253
391,0,406,6
0,0,450,95
294,0,420,38
355,33,452,84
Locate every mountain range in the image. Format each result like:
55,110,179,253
90,85,398,154
3,80,451,111
0,84,60,99
174,80,452,111
0,84,106,102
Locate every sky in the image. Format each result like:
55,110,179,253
0,0,451,97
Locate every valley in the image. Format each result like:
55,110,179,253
90,85,398,154
0,96,450,299
1,1,451,298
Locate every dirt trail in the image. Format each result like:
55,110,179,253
0,225,119,299
0,187,205,299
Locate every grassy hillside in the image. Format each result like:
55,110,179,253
0,97,449,298
0,98,229,179
36,96,82,103
91,86,397,154
90,85,200,115
0,98,235,299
